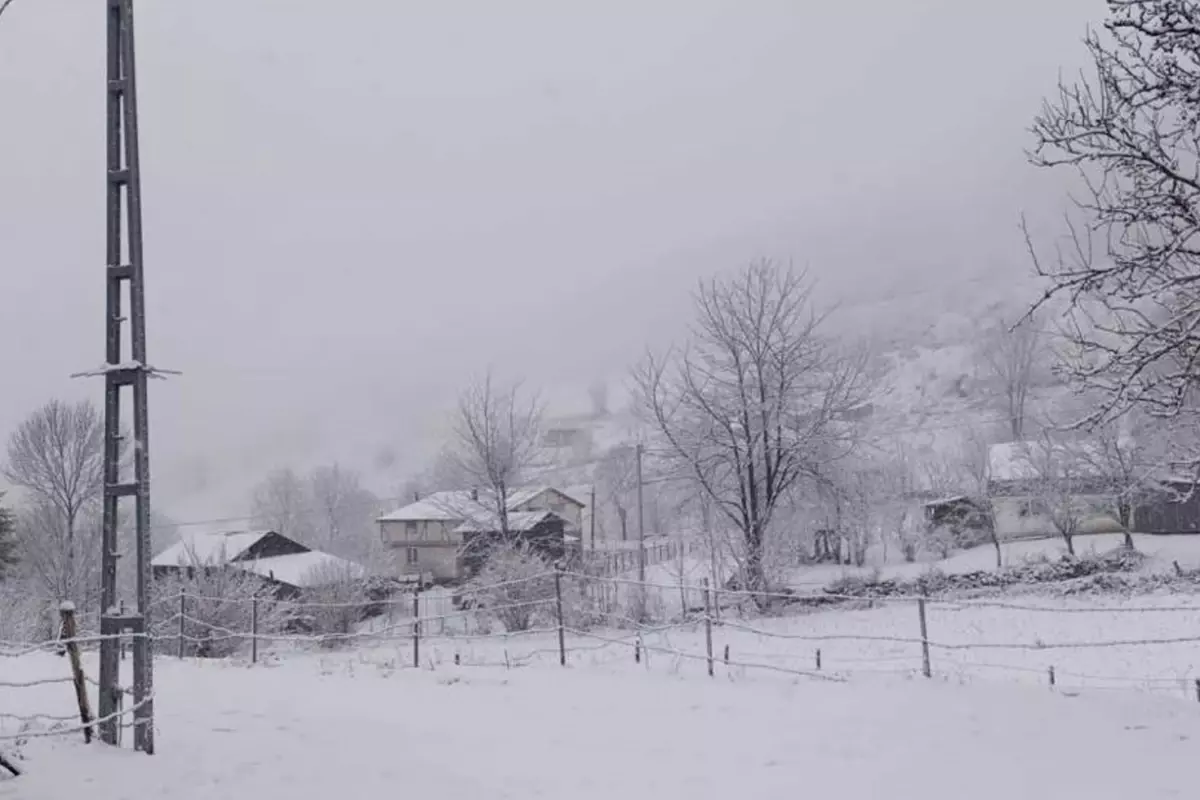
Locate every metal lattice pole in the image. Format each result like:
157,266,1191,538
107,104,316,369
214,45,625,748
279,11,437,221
93,0,158,754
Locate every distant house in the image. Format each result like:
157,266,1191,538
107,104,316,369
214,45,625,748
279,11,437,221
151,530,366,598
376,486,586,582
987,441,1123,540
1133,478,1200,535
985,441,1200,539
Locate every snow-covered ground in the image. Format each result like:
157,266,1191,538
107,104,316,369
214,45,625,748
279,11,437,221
4,642,1200,800
786,532,1200,591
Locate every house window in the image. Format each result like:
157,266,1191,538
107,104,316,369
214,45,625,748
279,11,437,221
405,521,418,540
406,547,419,565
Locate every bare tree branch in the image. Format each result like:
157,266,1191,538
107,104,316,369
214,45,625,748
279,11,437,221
3,399,105,604
447,372,543,539
634,259,870,597
1028,1,1200,447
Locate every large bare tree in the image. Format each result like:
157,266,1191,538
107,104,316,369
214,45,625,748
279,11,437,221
978,312,1045,441
4,399,105,602
250,467,316,543
308,463,379,559
448,373,543,537
595,444,639,542
1028,1,1200,437
636,260,870,595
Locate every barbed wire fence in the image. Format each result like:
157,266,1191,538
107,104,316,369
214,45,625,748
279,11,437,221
8,567,1200,762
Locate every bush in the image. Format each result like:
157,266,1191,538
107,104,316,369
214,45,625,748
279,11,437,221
152,568,284,658
461,541,556,632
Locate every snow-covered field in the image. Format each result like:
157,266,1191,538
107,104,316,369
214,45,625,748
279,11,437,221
5,586,1200,798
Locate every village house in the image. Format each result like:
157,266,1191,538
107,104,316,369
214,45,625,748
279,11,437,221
986,441,1200,540
151,529,367,598
376,486,585,582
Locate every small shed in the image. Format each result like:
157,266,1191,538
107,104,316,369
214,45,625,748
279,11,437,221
151,529,366,598
454,510,569,578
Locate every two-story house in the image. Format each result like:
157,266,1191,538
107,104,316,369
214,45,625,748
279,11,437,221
377,486,586,582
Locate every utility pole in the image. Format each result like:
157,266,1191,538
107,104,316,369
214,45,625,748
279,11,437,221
78,0,170,755
589,484,596,552
636,443,645,585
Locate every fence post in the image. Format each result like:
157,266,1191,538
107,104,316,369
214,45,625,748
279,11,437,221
59,602,93,744
702,578,714,677
178,591,186,658
412,590,421,669
1048,665,1055,689
917,598,932,678
1194,679,1200,703
816,648,822,671
251,596,259,664
554,567,567,667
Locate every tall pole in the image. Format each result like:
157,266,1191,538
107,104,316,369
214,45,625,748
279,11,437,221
589,484,596,553
95,0,156,755
636,443,645,585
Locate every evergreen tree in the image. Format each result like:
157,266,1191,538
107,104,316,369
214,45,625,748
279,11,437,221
0,492,17,580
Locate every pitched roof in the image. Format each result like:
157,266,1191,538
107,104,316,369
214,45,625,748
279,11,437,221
453,510,565,535
235,552,366,588
151,530,276,568
378,485,585,523
507,486,586,510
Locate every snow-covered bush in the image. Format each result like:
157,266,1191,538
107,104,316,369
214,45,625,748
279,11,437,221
461,542,556,632
297,560,371,647
151,567,284,658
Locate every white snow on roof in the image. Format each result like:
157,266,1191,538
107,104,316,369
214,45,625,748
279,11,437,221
379,485,585,523
377,490,489,522
151,530,273,568
988,440,1107,482
234,551,366,589
453,510,563,535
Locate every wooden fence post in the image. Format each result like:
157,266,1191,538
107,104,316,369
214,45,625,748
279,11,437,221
177,591,185,658
412,591,421,669
917,598,932,679
816,648,822,671
554,568,566,667
1048,665,1055,689
59,602,93,744
703,578,714,677
251,596,259,664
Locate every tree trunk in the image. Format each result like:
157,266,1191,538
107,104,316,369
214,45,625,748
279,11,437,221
1118,503,1135,550
1062,531,1075,557
991,532,1002,569
743,524,768,610
618,508,627,542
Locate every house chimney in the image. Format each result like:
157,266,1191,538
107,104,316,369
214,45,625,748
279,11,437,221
413,491,421,502
471,488,479,502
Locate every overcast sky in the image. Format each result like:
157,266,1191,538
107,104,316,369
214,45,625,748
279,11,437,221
0,0,1097,520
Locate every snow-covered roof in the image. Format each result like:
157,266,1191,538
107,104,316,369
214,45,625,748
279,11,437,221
151,530,275,568
988,440,1106,483
507,486,586,510
453,510,565,535
379,485,585,523
377,490,487,522
235,552,366,589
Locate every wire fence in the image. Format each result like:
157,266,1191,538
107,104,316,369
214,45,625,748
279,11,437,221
8,568,1200,751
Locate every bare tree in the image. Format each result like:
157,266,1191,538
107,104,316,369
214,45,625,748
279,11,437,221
250,467,316,543
636,260,870,596
301,559,371,645
1027,2,1200,437
595,444,638,542
957,429,1004,568
978,312,1045,441
447,373,543,538
308,464,379,559
4,399,105,604
1017,433,1101,557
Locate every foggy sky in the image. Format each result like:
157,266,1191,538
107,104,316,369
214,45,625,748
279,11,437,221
0,0,1097,521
